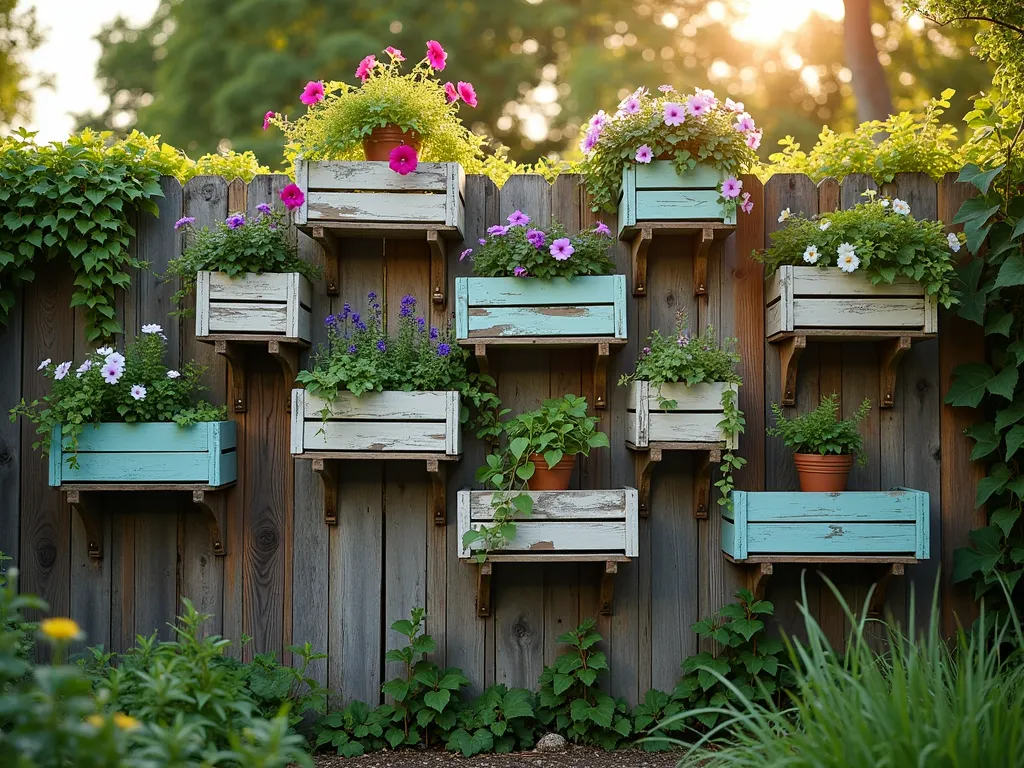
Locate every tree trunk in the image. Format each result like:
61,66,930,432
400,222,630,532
843,0,894,123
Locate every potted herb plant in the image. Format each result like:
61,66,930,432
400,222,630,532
167,205,320,343
10,326,234,487
291,293,501,456
759,192,962,337
578,86,760,235
455,213,626,342
619,311,746,504
766,394,871,492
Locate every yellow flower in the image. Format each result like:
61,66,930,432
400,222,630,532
86,714,105,728
113,713,141,731
40,617,83,642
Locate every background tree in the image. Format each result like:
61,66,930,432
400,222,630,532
77,0,994,165
0,0,46,130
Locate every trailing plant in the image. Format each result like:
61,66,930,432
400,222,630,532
10,326,226,467
165,203,319,309
537,619,633,749
445,685,539,756
758,190,962,309
295,293,504,441
466,213,617,280
760,90,965,183
767,394,871,462
463,395,610,559
269,41,487,172
634,590,790,751
619,312,747,507
578,86,760,216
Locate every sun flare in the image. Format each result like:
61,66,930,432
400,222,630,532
726,0,846,44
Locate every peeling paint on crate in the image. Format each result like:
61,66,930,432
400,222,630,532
825,525,845,539
530,541,555,550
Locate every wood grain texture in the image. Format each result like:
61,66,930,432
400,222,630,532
0,286,22,562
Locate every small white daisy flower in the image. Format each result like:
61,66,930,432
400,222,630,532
130,384,147,401
819,220,831,231
947,232,962,253
892,198,911,215
778,208,791,223
803,245,820,264
141,324,163,335
837,242,860,273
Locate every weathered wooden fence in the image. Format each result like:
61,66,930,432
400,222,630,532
0,172,984,703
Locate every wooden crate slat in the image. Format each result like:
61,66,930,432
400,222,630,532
306,161,450,192
634,162,725,188
626,381,736,448
648,412,729,444
746,522,919,554
635,189,727,222
208,302,288,334
793,298,927,329
464,276,622,306
774,267,925,298
307,191,449,223
469,489,630,520
69,423,210,453
639,381,734,411
740,490,921,522
303,390,449,420
467,305,616,337
197,271,313,343
61,453,211,484
301,421,448,453
467,521,628,552
207,271,297,300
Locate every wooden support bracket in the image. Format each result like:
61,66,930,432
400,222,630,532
215,340,247,413
65,490,103,559
635,446,662,517
630,226,653,296
311,226,340,295
268,340,299,410
693,227,714,296
879,336,912,409
778,334,807,407
426,458,447,526
476,562,493,617
427,230,447,308
472,343,490,377
600,560,618,615
867,562,905,617
593,342,610,409
311,458,341,525
747,562,773,601
192,489,228,556
693,448,722,520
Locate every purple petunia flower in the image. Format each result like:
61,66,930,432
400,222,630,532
550,238,574,261
174,216,195,230
513,266,528,277
256,203,272,215
487,225,509,236
226,214,245,229
526,228,546,249
377,340,386,352
437,343,451,357
507,210,530,227
460,248,472,261
594,222,612,236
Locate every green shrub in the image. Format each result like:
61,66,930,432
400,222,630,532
767,394,871,461
446,685,539,756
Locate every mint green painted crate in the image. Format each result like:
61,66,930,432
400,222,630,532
617,162,734,237
723,489,930,560
49,421,237,487
455,276,627,340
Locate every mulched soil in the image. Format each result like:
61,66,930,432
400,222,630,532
313,746,683,767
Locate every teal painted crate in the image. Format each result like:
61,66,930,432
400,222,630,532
723,489,930,560
617,162,734,237
49,421,237,487
455,275,627,340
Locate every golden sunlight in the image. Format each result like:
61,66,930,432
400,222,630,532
727,0,846,44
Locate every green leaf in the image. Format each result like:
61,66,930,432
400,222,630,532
509,437,529,460
1006,426,1024,461
944,363,994,407
956,163,1005,194
994,254,1024,289
976,464,1010,508
985,309,1013,337
966,423,1000,460
990,506,1021,538
988,366,1018,400
424,689,451,712
952,525,1005,582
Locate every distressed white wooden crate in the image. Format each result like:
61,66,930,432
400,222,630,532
626,381,738,449
765,266,937,337
457,488,639,559
293,159,465,237
196,271,312,342
290,389,462,456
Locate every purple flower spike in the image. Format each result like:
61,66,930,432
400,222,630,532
437,343,451,357
226,214,245,229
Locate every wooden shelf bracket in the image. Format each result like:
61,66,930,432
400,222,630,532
268,340,300,399
476,561,493,618
867,562,905,617
427,229,447,308
599,560,618,615
693,227,714,297
634,446,662,517
593,342,611,410
879,336,912,409
312,458,341,525
215,339,303,413
66,490,104,559
192,489,228,556
215,340,247,413
693,448,722,520
472,343,490,378
778,334,807,407
630,226,653,296
310,226,340,295
426,457,448,526
746,562,773,601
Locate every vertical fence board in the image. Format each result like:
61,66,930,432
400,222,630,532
0,287,22,564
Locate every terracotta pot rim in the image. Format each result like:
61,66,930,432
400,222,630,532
528,452,575,469
792,452,855,463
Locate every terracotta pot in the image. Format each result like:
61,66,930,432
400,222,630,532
362,125,422,161
792,453,855,492
526,453,575,491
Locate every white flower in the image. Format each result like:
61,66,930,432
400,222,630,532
166,370,181,379
54,361,72,380
837,242,860,273
819,220,831,231
101,361,123,385
880,199,890,208
803,245,820,264
104,351,125,367
130,384,147,401
892,198,911,215
76,360,92,378
778,208,791,223
141,324,163,335
947,232,962,253
96,346,113,357
37,358,51,371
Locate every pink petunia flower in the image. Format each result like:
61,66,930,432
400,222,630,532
658,84,674,93
460,249,472,261
487,225,509,236
513,266,528,277
622,97,641,115
457,82,477,108
426,40,447,71
130,384,147,401
385,46,405,61
355,54,377,82
263,111,275,130
734,113,755,132
526,229,546,249
589,110,608,128
300,81,325,105
685,94,709,117
724,98,745,113
594,221,612,236
697,88,719,108
550,238,574,261
740,192,754,214
389,144,418,176
580,126,602,155
507,210,530,227
101,361,123,385
444,81,459,102
663,102,685,127
635,144,653,164
280,183,305,211
746,129,762,150
721,176,742,199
